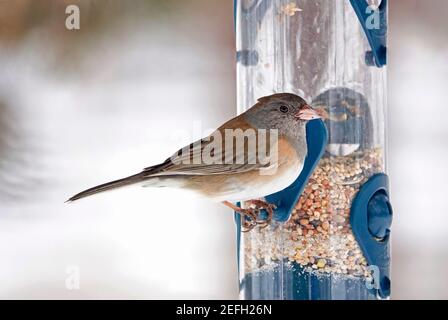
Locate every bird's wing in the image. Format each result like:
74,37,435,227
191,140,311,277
143,116,276,176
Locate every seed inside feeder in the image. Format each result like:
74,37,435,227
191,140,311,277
242,148,383,280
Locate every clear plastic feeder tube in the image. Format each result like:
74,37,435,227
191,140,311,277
236,0,388,300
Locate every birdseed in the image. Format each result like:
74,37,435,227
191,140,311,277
241,148,383,279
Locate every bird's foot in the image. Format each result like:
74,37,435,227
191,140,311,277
245,199,277,228
222,201,258,232
239,208,260,232
222,200,276,232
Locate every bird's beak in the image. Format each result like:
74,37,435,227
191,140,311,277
295,104,328,121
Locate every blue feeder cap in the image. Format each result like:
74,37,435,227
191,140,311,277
350,173,393,298
368,191,393,240
350,0,388,67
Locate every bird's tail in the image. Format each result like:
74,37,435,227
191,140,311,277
67,172,146,202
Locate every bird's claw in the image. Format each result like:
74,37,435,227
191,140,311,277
239,207,259,232
226,199,277,232
245,200,277,229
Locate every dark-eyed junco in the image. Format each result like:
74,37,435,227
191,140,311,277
68,93,325,230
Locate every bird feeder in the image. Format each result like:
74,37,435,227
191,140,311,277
234,0,391,300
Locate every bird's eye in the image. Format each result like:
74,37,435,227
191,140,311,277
279,105,289,113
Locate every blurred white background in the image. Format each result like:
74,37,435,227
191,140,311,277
388,0,448,299
0,0,447,299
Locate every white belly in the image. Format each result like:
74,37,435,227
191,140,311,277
210,160,304,202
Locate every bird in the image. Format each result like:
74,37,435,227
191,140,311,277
67,93,326,231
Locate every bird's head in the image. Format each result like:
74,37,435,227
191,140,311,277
245,93,327,134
